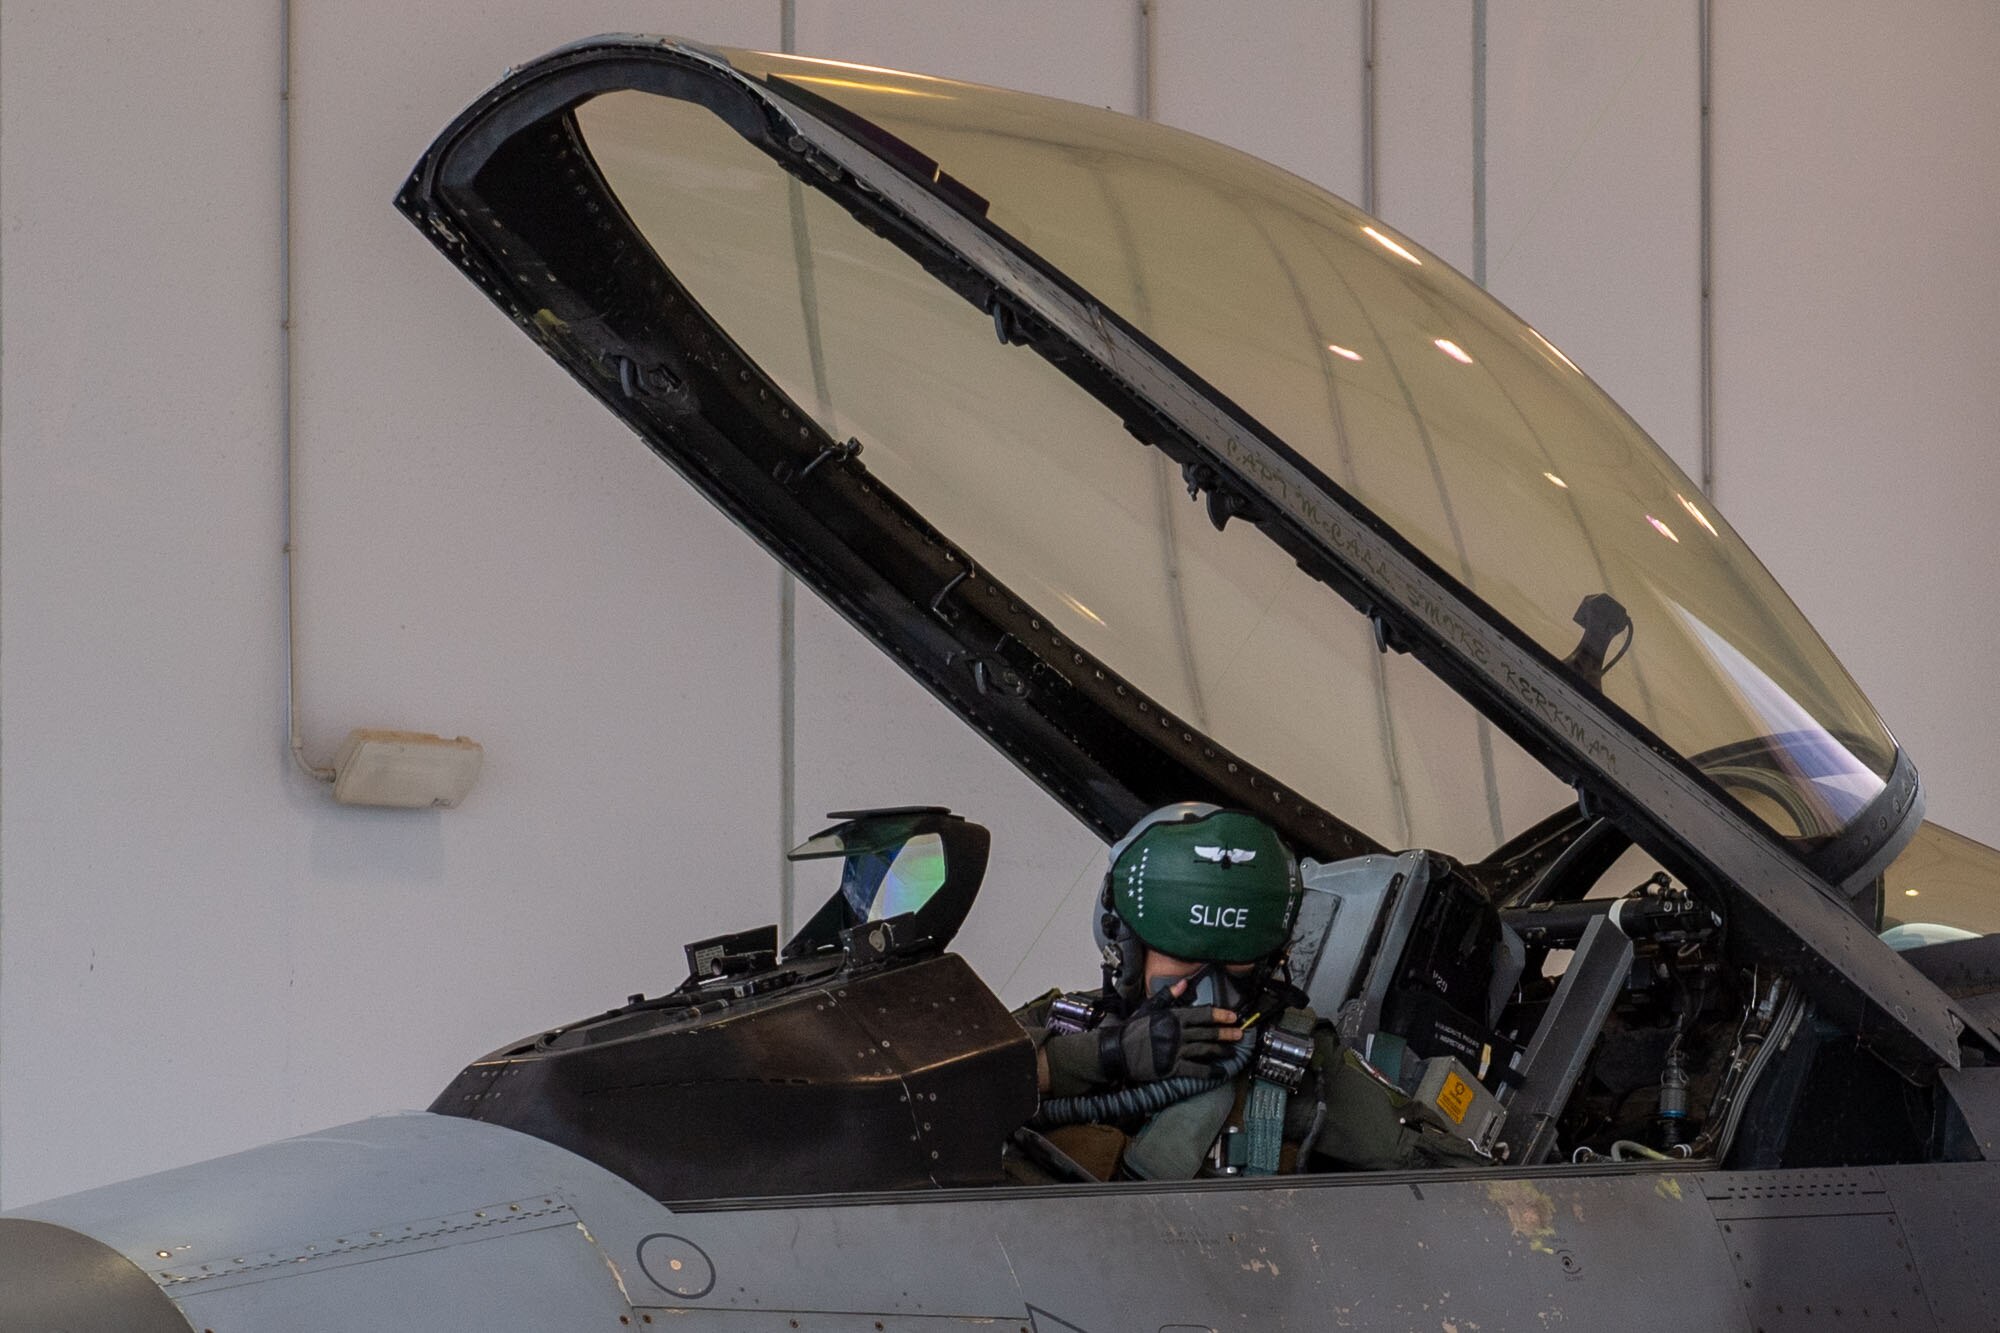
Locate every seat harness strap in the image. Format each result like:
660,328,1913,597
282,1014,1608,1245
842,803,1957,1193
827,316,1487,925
1243,1008,1317,1177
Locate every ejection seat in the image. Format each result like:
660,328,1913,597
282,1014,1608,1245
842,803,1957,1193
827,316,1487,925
1289,852,1526,1151
1293,849,1653,1164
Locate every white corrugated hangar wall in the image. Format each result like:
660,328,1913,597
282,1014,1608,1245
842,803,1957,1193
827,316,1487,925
2,1,1997,1207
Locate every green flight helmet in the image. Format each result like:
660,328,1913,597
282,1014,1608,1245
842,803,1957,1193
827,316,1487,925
1108,807,1302,964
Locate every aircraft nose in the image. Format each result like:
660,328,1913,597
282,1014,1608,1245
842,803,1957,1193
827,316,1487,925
0,1217,190,1331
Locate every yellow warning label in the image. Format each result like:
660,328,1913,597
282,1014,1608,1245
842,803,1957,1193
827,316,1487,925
1437,1071,1475,1124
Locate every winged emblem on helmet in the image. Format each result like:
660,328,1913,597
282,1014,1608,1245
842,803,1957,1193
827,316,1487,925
1192,846,1258,865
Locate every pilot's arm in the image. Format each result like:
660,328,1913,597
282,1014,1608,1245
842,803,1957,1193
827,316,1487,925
1022,997,1243,1094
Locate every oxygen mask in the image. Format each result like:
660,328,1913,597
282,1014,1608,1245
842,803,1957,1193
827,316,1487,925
1142,961,1250,1014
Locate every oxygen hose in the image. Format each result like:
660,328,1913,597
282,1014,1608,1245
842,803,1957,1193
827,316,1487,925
1030,1037,1257,1128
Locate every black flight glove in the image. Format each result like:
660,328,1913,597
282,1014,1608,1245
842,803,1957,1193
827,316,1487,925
1042,1006,1240,1092
1103,1004,1240,1081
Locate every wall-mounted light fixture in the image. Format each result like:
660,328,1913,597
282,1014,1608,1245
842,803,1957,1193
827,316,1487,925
331,729,483,809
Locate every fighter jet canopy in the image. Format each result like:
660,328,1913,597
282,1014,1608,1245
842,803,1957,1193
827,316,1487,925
398,36,1984,1069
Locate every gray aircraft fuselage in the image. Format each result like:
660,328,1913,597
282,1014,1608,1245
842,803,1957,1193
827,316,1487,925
8,1106,1999,1330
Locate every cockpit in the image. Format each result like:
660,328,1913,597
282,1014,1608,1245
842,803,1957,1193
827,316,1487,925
432,802,1998,1202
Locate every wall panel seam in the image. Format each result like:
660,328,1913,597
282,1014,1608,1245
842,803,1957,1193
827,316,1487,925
1471,0,1486,287
1698,0,1715,498
0,0,10,1203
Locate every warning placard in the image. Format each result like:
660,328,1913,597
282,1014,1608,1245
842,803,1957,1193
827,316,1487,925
1436,1070,1475,1125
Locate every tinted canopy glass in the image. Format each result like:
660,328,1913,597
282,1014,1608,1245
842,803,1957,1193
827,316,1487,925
576,84,1564,859
686,47,1901,851
394,36,1974,1069
1884,821,2000,938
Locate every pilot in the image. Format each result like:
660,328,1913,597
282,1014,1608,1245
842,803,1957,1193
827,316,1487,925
1014,803,1487,1181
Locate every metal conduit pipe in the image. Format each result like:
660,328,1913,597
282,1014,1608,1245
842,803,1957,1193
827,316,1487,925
279,0,331,783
